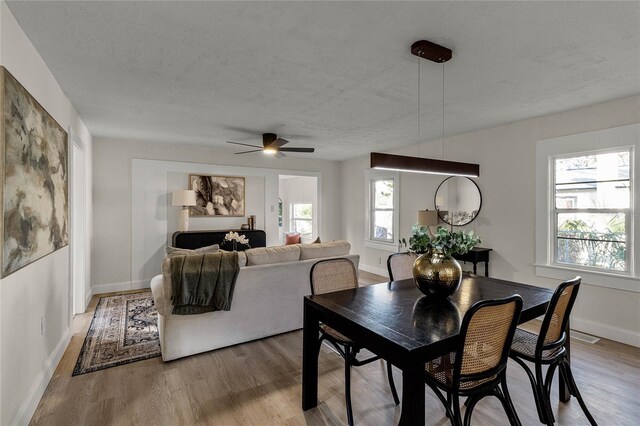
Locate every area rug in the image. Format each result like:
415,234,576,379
73,291,161,375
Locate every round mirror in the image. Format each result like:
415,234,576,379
434,177,482,226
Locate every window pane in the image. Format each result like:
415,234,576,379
293,220,312,236
556,213,626,271
555,151,629,184
374,179,394,209
373,210,393,241
293,204,312,219
555,181,630,209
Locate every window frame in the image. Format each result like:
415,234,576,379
551,147,632,274
364,170,400,252
290,203,313,239
535,123,640,293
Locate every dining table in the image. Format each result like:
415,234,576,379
302,274,572,425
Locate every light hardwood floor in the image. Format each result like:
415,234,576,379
30,271,640,425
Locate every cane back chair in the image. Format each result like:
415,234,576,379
424,295,523,426
387,252,418,282
509,277,596,425
310,258,399,426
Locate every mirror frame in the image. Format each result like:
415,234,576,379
434,177,482,227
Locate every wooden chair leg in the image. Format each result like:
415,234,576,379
451,393,463,426
386,361,400,405
500,378,523,426
536,363,555,425
559,360,598,426
463,395,481,426
512,356,549,424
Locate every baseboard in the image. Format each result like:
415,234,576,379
91,279,150,296
359,264,389,279
571,317,640,348
13,327,71,425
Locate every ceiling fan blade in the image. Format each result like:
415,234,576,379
227,141,263,148
276,151,287,158
272,138,289,147
279,147,315,153
234,149,263,155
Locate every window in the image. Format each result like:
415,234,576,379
370,178,395,242
291,203,313,238
535,123,639,293
553,149,631,272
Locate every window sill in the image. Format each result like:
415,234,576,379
364,240,398,253
534,264,640,294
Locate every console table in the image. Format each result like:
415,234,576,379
172,229,266,251
453,247,492,277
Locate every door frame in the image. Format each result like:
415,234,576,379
69,129,88,317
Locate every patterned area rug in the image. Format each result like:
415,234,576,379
73,291,160,375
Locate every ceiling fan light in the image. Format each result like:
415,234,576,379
263,147,277,155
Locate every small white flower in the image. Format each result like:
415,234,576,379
224,231,249,245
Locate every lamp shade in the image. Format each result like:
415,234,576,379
417,210,439,227
172,190,197,207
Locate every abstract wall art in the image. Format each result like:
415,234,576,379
0,67,68,277
189,174,245,217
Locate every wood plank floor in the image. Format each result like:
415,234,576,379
30,271,640,425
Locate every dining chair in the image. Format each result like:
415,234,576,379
310,258,399,426
387,252,418,281
424,295,523,426
509,277,597,425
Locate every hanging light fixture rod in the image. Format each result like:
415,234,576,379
411,40,452,63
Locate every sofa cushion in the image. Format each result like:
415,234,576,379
299,240,351,260
245,245,301,266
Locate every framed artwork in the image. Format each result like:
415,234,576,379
189,174,245,217
0,67,69,277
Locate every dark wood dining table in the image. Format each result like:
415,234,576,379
302,274,569,425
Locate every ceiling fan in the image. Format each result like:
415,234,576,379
227,133,315,157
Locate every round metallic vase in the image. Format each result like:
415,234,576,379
412,250,462,297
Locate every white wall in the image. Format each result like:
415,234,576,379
0,3,93,424
92,137,342,291
279,176,318,243
342,95,640,347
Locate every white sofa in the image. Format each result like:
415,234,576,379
150,241,359,361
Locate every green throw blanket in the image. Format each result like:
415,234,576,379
170,251,240,315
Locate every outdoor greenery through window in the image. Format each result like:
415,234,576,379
371,179,394,242
291,203,313,238
553,148,631,272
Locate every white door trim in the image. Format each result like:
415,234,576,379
69,129,87,316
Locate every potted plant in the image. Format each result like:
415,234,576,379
222,231,251,251
401,225,481,297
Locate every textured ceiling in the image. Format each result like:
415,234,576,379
6,1,640,160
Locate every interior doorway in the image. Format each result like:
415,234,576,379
278,175,319,244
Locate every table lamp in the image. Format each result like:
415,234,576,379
172,190,197,231
417,209,438,238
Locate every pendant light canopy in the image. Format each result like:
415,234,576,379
370,39,480,178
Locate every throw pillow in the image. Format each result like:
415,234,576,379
166,244,220,257
285,233,301,245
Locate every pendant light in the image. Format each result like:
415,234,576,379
371,40,480,177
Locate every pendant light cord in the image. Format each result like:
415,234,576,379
418,56,421,156
442,62,445,160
